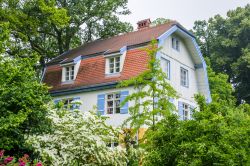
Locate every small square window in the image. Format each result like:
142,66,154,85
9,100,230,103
180,67,188,87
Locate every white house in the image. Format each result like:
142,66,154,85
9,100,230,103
43,19,211,128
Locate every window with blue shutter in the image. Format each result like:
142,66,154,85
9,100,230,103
120,91,129,114
97,94,105,115
178,101,184,120
72,97,81,110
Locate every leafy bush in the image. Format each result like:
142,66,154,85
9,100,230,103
0,56,51,155
27,103,127,165
0,149,42,166
143,96,250,165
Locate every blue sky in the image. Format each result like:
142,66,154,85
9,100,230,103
119,0,250,29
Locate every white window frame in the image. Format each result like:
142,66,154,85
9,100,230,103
106,92,121,114
172,37,180,51
108,56,121,74
183,103,190,120
63,98,74,110
180,67,189,87
65,65,75,81
161,58,170,80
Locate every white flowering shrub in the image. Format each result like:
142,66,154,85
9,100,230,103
26,104,127,165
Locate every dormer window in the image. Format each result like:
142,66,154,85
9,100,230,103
172,37,180,51
108,56,120,74
65,65,75,81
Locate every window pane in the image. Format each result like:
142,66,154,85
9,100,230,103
110,63,114,68
107,101,113,107
115,107,120,114
115,57,120,62
108,94,113,99
115,100,120,107
107,108,113,114
172,38,175,48
181,68,188,86
176,40,179,50
115,93,120,99
116,67,120,72
110,58,114,63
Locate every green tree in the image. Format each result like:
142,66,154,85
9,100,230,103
1,0,133,67
206,58,236,105
119,40,178,131
142,58,250,165
151,18,171,26
0,56,51,156
192,4,250,103
143,99,250,165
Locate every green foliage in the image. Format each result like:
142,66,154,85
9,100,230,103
143,95,250,166
151,18,171,26
206,58,236,105
119,39,178,131
1,0,133,67
141,55,250,165
27,104,128,165
192,4,250,103
0,56,51,156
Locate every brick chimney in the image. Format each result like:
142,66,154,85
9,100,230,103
137,19,151,30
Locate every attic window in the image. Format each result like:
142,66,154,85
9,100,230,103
108,56,120,74
65,65,75,81
172,37,180,51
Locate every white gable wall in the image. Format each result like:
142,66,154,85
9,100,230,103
160,34,199,103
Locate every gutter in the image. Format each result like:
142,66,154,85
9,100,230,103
50,82,119,97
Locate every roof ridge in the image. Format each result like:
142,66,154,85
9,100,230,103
94,20,178,42
47,20,179,65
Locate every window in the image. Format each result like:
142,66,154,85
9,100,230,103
107,142,119,148
180,67,188,87
65,66,75,81
106,93,120,114
183,103,189,120
172,37,180,51
109,56,120,74
63,98,74,110
161,58,170,79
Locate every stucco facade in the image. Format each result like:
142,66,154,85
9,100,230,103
43,21,211,127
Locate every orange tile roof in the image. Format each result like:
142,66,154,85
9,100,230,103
43,21,186,93
48,21,178,65
44,48,150,92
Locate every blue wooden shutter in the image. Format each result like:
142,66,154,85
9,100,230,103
73,97,81,110
190,105,195,120
178,101,184,120
120,91,129,114
97,94,105,115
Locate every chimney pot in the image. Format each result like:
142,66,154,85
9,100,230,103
137,19,151,30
